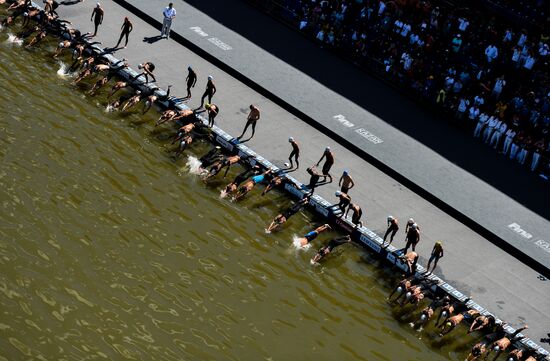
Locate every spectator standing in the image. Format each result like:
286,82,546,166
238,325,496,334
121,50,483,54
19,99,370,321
161,3,176,39
90,3,104,37
115,17,133,48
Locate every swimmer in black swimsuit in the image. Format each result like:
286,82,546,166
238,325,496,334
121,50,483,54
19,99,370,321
199,146,222,169
261,163,292,196
311,235,352,264
296,224,331,247
266,196,310,233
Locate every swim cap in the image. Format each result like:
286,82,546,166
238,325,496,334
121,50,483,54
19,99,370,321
208,75,213,80
343,170,349,175
405,292,412,300
508,358,514,361
494,346,500,352
138,63,143,69
284,162,290,167
58,41,64,48
442,311,448,317
446,321,452,328
215,146,221,149
96,2,100,6
387,215,394,221
396,286,403,293
411,223,418,230
325,146,330,151
408,218,414,223
188,65,192,70
420,314,427,321
288,137,294,142
436,241,442,246
205,103,211,109
335,191,342,197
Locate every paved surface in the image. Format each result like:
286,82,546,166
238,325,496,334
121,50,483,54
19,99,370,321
53,0,550,345
115,0,550,274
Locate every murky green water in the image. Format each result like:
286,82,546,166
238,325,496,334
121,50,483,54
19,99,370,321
0,20,469,360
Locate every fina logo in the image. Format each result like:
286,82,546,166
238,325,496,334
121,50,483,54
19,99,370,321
359,233,381,253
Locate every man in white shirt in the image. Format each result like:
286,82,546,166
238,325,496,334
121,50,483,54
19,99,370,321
490,119,507,149
483,116,498,143
492,76,506,99
485,44,498,63
161,3,176,38
457,17,469,32
455,98,469,120
468,105,480,121
474,113,489,138
501,127,516,155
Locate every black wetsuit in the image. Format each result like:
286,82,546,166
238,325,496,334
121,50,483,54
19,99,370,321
199,149,222,168
282,199,307,219
324,237,350,252
232,168,257,187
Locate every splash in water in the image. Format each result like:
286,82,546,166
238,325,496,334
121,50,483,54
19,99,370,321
56,62,69,77
186,156,203,175
104,104,115,113
219,189,228,199
292,235,310,250
6,33,22,46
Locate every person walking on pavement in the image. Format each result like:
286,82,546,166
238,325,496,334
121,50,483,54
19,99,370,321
199,75,216,108
316,146,334,182
90,3,103,37
425,241,444,274
237,105,261,141
115,17,133,48
288,137,300,169
185,66,197,99
382,216,399,247
205,103,219,128
338,170,355,193
161,3,176,39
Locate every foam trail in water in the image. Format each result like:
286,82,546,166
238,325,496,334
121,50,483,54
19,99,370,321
6,33,22,46
0,24,4,32
292,235,310,250
186,156,203,175
57,61,68,77
104,105,115,113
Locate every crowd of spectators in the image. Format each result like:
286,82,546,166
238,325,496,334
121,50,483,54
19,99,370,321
250,0,550,178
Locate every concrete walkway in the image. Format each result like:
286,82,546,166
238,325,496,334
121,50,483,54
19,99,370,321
119,0,550,275
54,0,550,345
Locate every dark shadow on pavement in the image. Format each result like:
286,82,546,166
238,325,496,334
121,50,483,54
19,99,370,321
143,35,163,44
184,0,550,221
60,0,83,5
